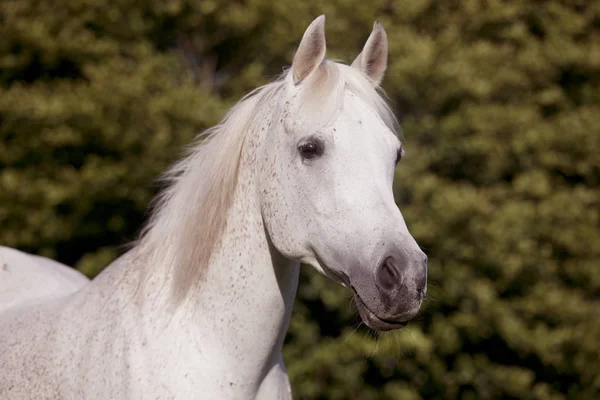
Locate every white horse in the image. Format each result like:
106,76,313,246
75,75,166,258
0,16,427,399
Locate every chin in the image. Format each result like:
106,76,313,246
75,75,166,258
353,292,417,331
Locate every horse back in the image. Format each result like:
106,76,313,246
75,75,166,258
0,246,89,314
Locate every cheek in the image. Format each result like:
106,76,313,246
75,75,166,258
259,164,312,259
261,202,311,261
294,163,341,216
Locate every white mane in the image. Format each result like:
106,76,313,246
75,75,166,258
136,60,398,303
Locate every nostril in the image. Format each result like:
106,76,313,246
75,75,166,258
384,257,398,278
377,256,401,291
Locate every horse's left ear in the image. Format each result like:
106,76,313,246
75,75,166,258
351,21,388,86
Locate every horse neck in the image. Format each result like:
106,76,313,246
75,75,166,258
77,109,299,393
156,120,299,379
185,154,299,355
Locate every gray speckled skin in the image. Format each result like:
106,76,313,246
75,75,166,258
0,16,426,400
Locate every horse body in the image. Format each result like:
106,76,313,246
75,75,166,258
0,16,427,399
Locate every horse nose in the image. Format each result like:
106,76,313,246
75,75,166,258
375,251,428,300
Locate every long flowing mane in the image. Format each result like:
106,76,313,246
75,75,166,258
136,61,398,303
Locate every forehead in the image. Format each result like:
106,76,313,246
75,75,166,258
281,62,399,140
331,91,400,146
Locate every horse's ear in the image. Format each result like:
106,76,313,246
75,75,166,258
351,21,388,86
292,15,327,85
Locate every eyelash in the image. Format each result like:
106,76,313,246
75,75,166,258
395,147,404,165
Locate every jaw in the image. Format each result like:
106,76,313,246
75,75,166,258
302,251,353,289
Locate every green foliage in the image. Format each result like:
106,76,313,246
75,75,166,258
1,0,598,398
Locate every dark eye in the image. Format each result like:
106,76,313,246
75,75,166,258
298,139,323,160
395,146,404,165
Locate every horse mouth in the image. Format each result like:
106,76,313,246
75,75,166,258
352,289,409,331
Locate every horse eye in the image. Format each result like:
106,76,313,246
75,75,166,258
395,146,404,165
299,140,323,160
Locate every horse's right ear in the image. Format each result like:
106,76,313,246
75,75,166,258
292,15,327,85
